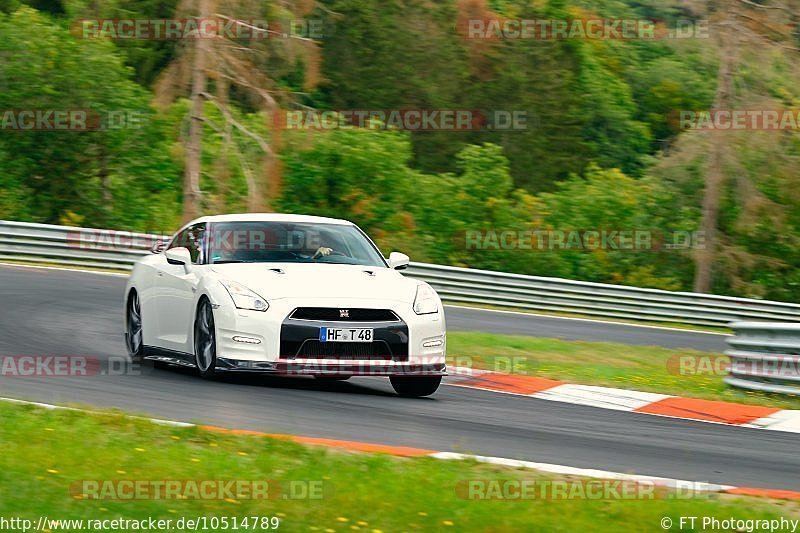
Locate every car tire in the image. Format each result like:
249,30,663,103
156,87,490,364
125,290,144,361
194,298,218,379
389,376,441,397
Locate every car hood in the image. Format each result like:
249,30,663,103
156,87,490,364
209,263,420,302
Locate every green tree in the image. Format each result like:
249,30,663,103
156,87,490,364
0,7,180,230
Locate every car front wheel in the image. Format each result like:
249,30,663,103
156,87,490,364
194,299,218,379
389,376,441,397
125,290,144,361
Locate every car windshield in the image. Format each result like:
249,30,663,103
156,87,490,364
206,221,387,267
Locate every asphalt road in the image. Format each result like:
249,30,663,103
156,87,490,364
0,264,794,491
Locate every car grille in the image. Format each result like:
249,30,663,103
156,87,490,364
289,307,399,322
294,340,394,360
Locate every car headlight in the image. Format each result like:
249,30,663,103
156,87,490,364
219,280,268,312
413,284,439,315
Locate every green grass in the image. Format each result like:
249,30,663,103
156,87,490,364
1,402,797,532
446,332,800,410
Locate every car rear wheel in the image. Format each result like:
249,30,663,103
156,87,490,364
125,290,144,361
194,299,218,379
389,376,441,397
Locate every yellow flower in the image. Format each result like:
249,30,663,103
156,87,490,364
237,451,248,456
337,517,349,523
190,458,200,462
135,447,145,452
46,469,58,474
357,522,368,526
209,442,218,447
44,428,54,432
224,498,241,504
171,436,181,440
442,521,454,526
372,530,383,533
417,512,427,517
116,470,126,474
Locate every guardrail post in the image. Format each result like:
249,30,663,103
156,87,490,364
725,321,800,395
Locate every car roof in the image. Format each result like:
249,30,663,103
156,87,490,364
189,213,355,226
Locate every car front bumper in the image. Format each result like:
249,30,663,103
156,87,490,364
215,358,447,376
211,297,446,376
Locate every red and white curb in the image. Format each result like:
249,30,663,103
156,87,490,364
2,395,799,500
446,368,800,433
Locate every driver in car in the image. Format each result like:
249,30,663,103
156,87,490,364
312,245,334,259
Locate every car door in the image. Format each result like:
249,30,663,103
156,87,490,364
153,223,206,354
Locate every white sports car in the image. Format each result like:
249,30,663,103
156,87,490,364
124,213,446,397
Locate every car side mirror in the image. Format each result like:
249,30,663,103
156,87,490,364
165,247,192,271
388,252,410,270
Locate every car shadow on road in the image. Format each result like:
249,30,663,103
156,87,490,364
142,360,406,398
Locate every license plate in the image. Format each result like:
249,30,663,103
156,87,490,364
319,327,374,343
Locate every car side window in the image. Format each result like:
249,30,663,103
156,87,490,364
167,228,190,252
168,223,206,264
187,224,206,264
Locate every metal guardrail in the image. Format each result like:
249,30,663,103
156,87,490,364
0,220,166,270
726,322,800,395
3,219,800,328
406,263,800,327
